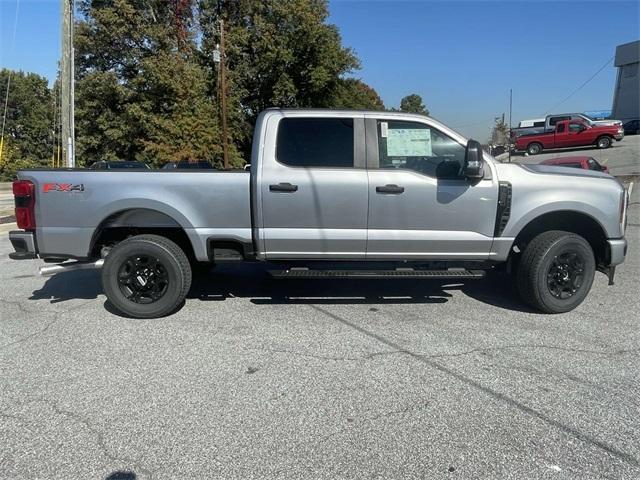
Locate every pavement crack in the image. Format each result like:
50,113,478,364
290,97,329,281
28,397,155,479
421,344,630,359
0,299,96,353
251,347,403,362
309,304,640,467
0,312,62,352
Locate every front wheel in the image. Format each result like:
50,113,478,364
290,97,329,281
596,136,612,149
102,234,192,318
516,231,595,313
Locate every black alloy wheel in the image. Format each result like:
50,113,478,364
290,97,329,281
117,254,169,304
546,251,585,299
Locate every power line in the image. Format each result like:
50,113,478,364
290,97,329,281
542,56,614,115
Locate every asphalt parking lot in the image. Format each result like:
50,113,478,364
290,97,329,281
0,186,638,478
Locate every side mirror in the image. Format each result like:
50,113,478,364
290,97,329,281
464,140,484,180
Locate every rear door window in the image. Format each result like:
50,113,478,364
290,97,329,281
276,118,354,168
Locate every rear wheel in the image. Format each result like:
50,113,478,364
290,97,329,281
516,231,595,313
102,234,192,318
527,142,543,155
596,136,612,149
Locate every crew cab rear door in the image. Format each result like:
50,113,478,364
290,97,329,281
257,112,368,259
364,116,498,259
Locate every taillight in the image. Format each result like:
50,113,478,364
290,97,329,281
13,180,36,230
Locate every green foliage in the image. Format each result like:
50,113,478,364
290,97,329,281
0,137,41,180
400,93,429,116
199,0,365,156
5,0,386,172
0,69,53,179
330,78,385,110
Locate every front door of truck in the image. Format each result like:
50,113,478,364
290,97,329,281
565,121,589,147
259,114,368,259
365,117,497,259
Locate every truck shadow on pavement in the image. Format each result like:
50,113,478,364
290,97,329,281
27,263,535,313
189,263,535,313
29,269,102,303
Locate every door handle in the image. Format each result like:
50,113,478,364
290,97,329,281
269,182,298,192
376,184,405,194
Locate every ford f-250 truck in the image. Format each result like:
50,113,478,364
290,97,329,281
515,119,624,155
9,109,628,318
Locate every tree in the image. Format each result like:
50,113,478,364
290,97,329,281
490,115,509,146
399,93,429,115
75,0,231,167
74,0,383,167
0,69,53,179
199,0,362,157
329,78,384,110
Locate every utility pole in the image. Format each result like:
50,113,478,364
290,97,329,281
61,0,75,167
219,19,230,170
508,88,512,163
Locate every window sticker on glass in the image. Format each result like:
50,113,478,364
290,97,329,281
380,122,388,138
387,128,432,157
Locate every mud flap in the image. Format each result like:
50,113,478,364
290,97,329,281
607,266,616,286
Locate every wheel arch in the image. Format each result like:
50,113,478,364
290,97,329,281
89,208,197,262
512,210,608,266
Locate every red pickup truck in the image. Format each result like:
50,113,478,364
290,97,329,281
515,119,624,155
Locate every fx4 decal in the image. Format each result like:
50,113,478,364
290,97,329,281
43,183,85,193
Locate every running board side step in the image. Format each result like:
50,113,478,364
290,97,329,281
268,268,486,279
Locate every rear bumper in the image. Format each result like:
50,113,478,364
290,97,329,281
607,238,627,266
8,230,38,260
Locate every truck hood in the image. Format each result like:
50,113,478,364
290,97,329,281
592,119,622,126
514,163,615,180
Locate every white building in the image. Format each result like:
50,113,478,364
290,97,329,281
611,40,640,122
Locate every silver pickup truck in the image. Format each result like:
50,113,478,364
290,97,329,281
9,109,628,318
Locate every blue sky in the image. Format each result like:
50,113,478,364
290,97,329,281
1,0,639,139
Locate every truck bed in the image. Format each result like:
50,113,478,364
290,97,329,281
17,169,252,261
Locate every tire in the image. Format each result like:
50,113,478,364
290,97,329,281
102,234,192,318
527,142,543,155
516,230,595,314
596,136,612,149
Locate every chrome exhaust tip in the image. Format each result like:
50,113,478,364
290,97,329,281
38,259,105,277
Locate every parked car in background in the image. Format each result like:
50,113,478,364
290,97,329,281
515,119,624,155
90,161,150,170
540,156,610,174
623,119,639,135
162,160,215,169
